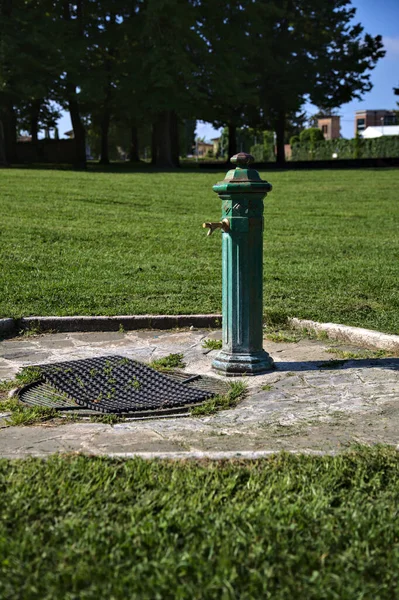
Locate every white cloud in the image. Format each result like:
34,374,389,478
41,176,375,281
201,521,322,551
383,37,399,58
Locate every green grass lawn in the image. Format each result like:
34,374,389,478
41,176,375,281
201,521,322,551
1,167,398,333
1,448,399,599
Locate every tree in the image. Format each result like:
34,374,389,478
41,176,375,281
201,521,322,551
299,128,325,144
256,0,385,165
196,0,267,159
17,101,61,141
55,0,94,169
0,0,60,164
81,0,135,165
133,0,208,167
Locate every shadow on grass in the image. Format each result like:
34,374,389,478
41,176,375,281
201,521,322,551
9,161,227,175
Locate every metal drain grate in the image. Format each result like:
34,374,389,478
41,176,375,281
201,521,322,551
26,356,217,414
19,373,229,419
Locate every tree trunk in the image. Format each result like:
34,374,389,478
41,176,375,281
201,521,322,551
275,109,286,166
63,1,86,169
99,108,111,165
170,110,180,167
129,125,140,162
151,123,157,165
67,84,86,169
30,99,41,144
227,123,237,159
154,111,175,168
1,103,17,164
0,120,7,166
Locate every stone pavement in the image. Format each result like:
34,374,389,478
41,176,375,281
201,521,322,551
0,328,398,458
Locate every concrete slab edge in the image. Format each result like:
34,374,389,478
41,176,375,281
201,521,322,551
14,314,223,334
2,314,398,352
289,317,399,352
101,450,335,459
1,450,338,460
0,318,16,337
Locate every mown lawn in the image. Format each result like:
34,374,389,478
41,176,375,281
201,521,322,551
1,167,398,333
1,448,399,599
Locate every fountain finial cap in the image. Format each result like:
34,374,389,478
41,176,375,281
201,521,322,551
231,152,254,168
213,151,271,194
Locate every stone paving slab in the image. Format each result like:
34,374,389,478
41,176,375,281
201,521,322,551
0,329,398,458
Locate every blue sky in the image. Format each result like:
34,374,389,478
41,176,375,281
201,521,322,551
58,0,399,141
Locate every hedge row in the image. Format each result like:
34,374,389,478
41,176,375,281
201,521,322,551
291,136,399,161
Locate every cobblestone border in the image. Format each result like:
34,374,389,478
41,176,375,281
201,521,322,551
289,317,399,352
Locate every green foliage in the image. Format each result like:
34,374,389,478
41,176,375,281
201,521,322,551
0,383,57,426
250,131,276,162
0,367,42,395
289,135,300,146
90,414,123,425
191,381,247,416
1,1,386,167
4,405,57,426
149,353,185,372
201,339,223,351
2,449,399,598
299,128,325,144
265,331,301,343
326,348,393,360
291,137,399,161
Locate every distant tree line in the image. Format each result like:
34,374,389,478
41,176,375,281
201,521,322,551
0,0,385,168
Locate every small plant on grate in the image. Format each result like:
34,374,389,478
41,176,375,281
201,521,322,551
202,339,222,351
117,358,130,366
126,377,141,391
103,361,114,377
75,376,85,389
150,353,185,372
191,381,248,416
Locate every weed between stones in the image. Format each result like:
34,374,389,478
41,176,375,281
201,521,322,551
149,353,185,372
327,347,395,359
202,339,223,351
0,366,42,395
190,381,248,416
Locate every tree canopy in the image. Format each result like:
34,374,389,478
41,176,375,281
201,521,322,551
0,0,385,167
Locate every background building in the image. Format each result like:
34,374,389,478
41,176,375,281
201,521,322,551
355,110,397,136
317,116,341,139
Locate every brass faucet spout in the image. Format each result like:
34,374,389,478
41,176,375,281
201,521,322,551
202,219,230,236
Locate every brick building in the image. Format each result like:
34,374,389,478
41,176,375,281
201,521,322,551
317,116,341,139
355,110,397,136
